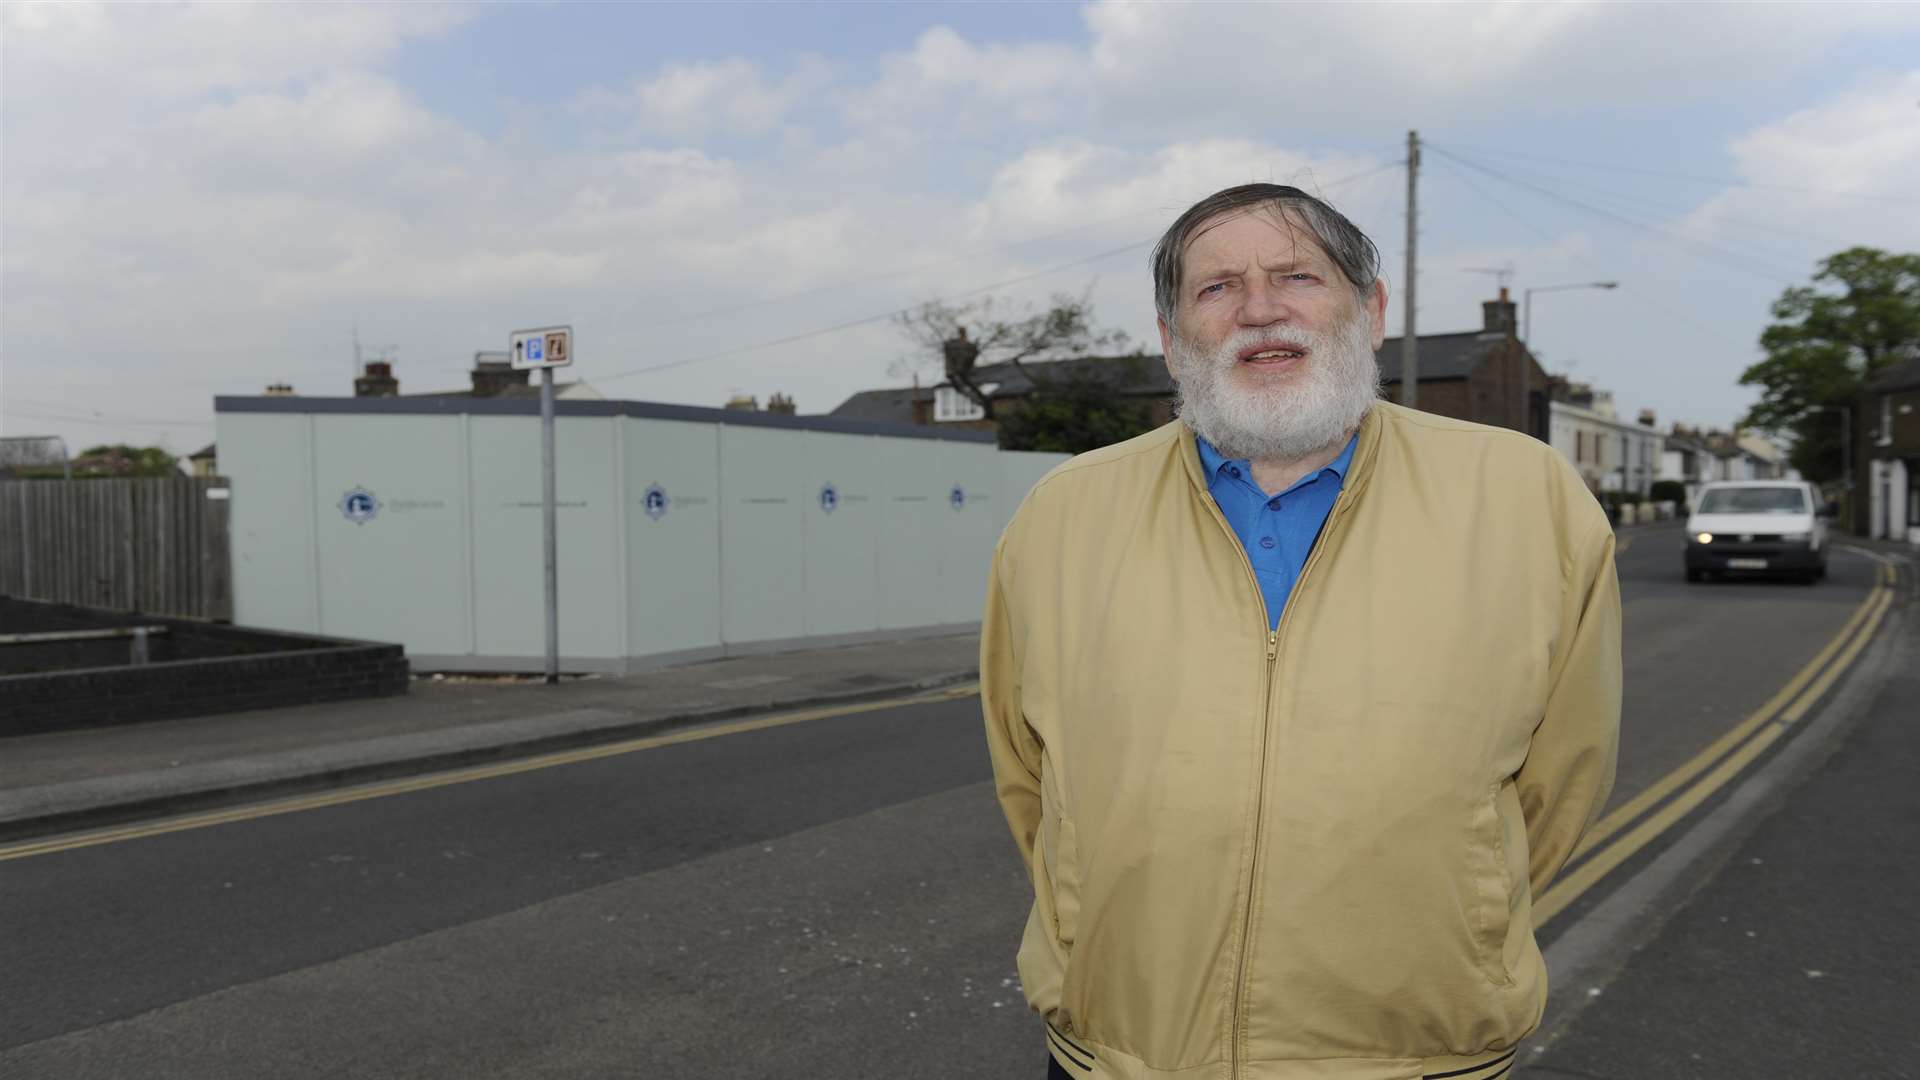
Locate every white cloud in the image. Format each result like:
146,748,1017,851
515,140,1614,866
1082,1,1920,136
845,26,1091,137
581,56,832,137
5,3,1919,453
1666,70,1920,286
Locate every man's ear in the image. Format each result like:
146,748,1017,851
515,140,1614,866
1157,317,1177,381
1367,280,1388,350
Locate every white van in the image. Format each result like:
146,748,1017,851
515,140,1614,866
1683,480,1829,583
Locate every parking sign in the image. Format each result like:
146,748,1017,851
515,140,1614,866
511,326,573,370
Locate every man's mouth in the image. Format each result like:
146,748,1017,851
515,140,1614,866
1237,343,1309,363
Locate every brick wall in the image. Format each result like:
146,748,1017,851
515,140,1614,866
0,597,408,735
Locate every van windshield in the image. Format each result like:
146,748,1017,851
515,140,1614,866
1697,487,1807,514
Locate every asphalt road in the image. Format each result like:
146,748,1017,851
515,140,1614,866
0,524,1891,1079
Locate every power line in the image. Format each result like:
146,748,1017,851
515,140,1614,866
634,159,1405,335
594,239,1154,384
1435,141,1920,206
641,206,1172,333
1442,152,1866,258
593,160,1404,386
1427,143,1805,285
1426,153,1757,354
1,404,209,428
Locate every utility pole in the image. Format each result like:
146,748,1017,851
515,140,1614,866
1402,130,1419,409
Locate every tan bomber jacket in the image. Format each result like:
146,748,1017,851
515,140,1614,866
982,403,1621,1080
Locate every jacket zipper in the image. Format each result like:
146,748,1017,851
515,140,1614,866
1222,488,1353,1079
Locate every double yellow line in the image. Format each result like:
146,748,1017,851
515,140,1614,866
0,682,982,863
1533,559,1900,926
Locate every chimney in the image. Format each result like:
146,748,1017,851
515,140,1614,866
354,361,399,398
470,352,530,397
1481,287,1517,335
724,394,759,411
264,382,295,397
1638,408,1657,428
766,392,797,415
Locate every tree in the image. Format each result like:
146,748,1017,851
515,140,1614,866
996,357,1159,454
73,444,179,478
892,291,1132,421
1739,247,1920,482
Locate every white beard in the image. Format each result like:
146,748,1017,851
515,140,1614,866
1169,308,1381,462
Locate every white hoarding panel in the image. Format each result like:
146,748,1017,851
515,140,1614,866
799,432,881,637
624,418,723,659
999,451,1068,534
469,415,622,663
718,425,808,645
873,438,949,631
218,412,319,634
936,441,1005,623
310,415,468,653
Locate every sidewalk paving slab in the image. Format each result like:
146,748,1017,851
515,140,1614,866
0,633,981,842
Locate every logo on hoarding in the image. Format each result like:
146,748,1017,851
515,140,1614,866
643,483,671,521
949,484,967,511
819,483,839,514
338,486,381,525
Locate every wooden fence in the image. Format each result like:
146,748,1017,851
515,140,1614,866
0,477,233,621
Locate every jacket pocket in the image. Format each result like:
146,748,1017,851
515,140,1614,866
1039,760,1082,950
1468,783,1520,987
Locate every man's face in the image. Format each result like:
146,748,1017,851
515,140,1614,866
1157,206,1388,462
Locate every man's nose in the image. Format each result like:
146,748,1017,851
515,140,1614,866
1237,278,1291,327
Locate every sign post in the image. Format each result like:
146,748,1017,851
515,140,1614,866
511,325,573,684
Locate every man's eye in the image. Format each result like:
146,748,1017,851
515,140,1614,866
1198,282,1227,297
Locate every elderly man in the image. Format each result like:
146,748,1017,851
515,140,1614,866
981,184,1620,1080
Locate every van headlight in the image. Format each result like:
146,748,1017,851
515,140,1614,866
1694,532,1713,544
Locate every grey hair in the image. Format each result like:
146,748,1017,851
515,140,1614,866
1150,183,1381,332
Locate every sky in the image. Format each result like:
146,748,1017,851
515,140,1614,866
4,1,1919,459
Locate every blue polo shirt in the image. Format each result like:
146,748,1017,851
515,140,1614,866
1196,433,1357,630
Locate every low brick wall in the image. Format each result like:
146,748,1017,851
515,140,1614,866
0,598,409,735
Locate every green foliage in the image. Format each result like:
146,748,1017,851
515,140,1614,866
1649,479,1688,508
74,444,178,478
995,357,1159,454
1739,247,1920,482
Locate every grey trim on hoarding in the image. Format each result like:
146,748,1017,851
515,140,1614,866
214,395,999,444
408,621,981,675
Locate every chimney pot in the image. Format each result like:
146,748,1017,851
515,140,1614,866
354,361,399,398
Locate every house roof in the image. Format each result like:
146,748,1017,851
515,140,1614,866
969,354,1174,397
189,443,217,460
1374,331,1512,382
829,386,927,427
1864,356,1920,393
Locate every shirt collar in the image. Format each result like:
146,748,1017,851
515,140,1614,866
1196,431,1359,485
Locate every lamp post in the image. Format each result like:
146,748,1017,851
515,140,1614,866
1522,281,1618,347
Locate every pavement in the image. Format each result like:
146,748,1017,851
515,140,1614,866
0,632,982,842
1530,534,1919,1078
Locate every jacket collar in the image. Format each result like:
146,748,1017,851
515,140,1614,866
1176,403,1387,503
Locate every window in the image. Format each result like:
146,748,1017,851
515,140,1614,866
1881,395,1894,446
1576,431,1585,463
934,386,986,422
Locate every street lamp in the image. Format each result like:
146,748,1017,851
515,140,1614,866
1522,281,1618,346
